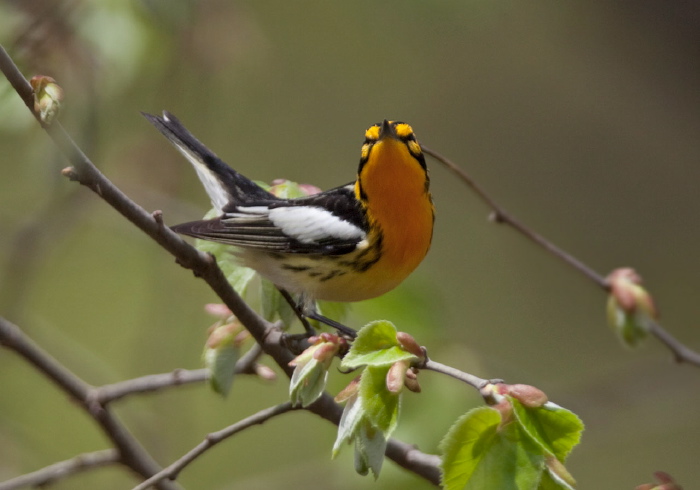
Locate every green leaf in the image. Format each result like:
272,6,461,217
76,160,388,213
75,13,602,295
354,423,387,478
333,394,364,457
203,340,239,397
259,278,297,327
511,400,584,463
195,235,257,296
333,366,400,479
607,297,650,347
289,357,328,407
440,406,545,490
538,457,576,490
341,320,419,369
359,365,400,435
267,179,308,198
226,264,258,297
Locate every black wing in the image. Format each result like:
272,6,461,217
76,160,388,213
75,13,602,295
173,184,369,255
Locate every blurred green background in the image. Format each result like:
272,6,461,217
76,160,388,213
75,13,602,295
2,1,700,488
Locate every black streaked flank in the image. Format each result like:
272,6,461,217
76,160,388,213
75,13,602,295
281,264,311,272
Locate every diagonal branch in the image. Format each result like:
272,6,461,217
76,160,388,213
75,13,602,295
423,146,700,367
132,403,296,490
423,146,607,288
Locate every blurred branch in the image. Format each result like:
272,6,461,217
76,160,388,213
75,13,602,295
95,368,208,404
132,403,296,490
0,316,181,490
423,146,700,367
95,343,264,404
0,449,119,490
423,146,607,288
0,44,443,486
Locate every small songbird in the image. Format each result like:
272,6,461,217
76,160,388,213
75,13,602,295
145,112,434,331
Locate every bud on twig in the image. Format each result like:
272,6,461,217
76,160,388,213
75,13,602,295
606,268,658,347
504,383,548,408
404,367,421,393
30,75,63,125
335,376,361,403
396,331,426,361
254,364,277,381
635,471,682,490
204,303,233,318
607,268,658,318
386,360,410,393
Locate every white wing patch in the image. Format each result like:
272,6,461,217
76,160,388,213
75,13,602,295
267,206,366,244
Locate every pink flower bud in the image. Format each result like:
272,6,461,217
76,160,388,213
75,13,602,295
335,376,361,403
386,360,410,393
396,331,425,360
506,384,548,408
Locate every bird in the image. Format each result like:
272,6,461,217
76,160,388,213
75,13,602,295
144,112,434,335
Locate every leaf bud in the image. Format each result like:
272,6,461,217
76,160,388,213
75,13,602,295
30,75,63,125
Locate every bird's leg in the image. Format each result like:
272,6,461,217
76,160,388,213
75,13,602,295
277,288,357,339
304,309,357,339
277,288,316,336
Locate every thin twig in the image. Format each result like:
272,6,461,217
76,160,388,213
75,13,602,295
0,317,181,490
423,146,700,367
0,449,118,490
423,146,608,288
132,403,296,490
94,344,266,404
94,369,208,405
648,321,700,366
423,359,490,389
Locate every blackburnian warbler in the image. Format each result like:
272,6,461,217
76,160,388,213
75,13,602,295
145,112,434,328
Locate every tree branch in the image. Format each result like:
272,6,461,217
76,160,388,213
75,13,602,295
0,450,119,490
423,146,700,367
94,369,207,404
94,343,266,404
0,317,181,490
423,359,490,389
132,403,296,490
423,146,608,288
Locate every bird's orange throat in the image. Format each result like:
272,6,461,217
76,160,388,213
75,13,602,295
356,139,434,280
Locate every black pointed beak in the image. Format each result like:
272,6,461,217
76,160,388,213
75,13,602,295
379,119,397,140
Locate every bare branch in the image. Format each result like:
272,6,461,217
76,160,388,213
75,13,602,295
648,321,700,367
423,359,490,389
0,317,181,490
0,449,118,490
94,369,208,404
94,343,267,404
423,146,608,288
423,146,700,367
132,403,296,490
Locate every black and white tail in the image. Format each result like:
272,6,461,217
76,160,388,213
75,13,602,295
143,111,274,212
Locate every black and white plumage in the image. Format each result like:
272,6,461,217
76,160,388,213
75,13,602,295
145,112,433,307
144,112,373,300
